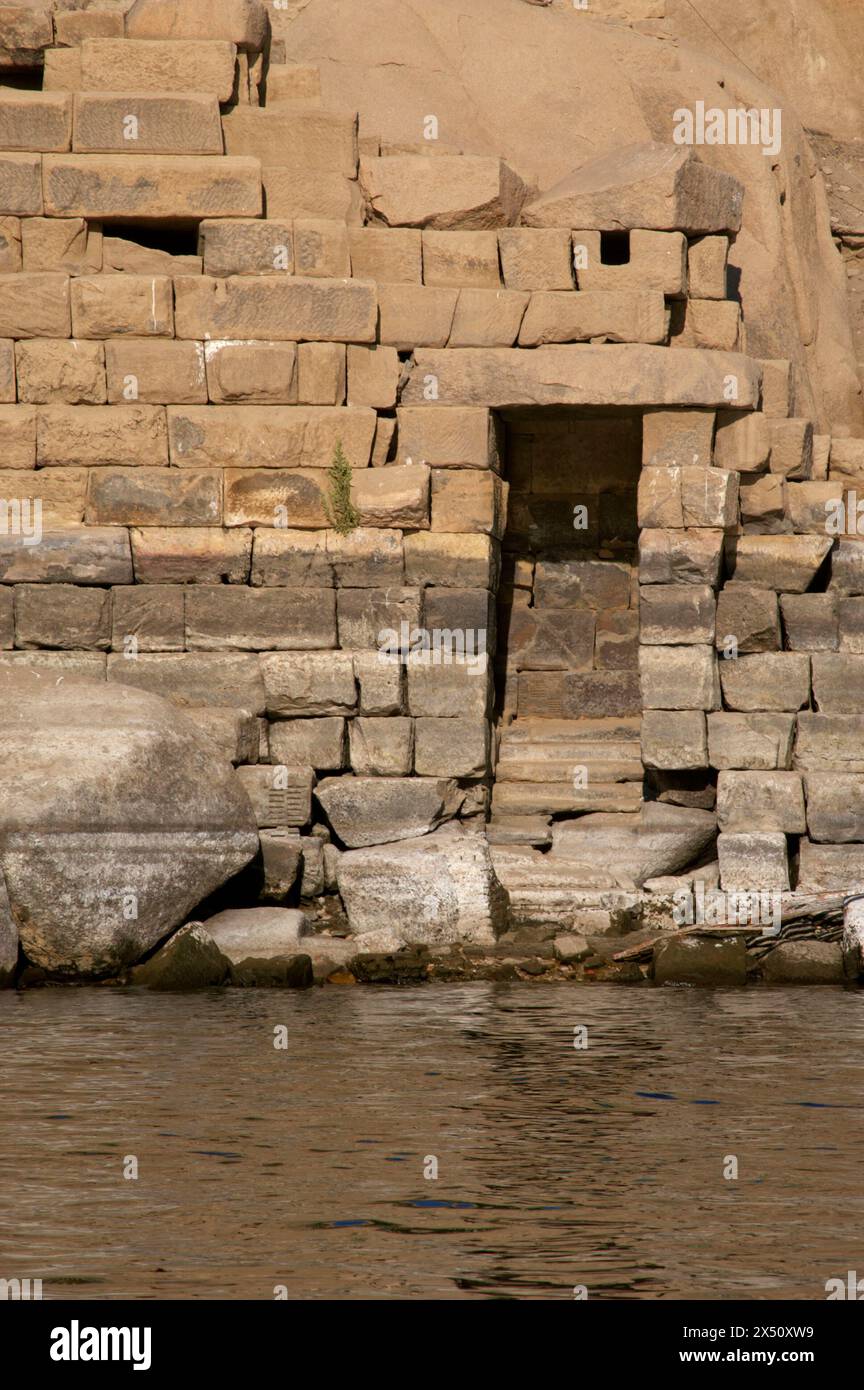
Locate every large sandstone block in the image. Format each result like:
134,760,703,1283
0,6,52,65
739,473,786,528
641,709,707,769
797,840,864,892
71,276,173,337
519,289,666,346
811,654,864,713
0,679,258,976
653,935,748,986
296,341,345,405
377,283,457,349
43,155,261,221
224,468,327,528
107,651,265,712
669,298,740,351
250,527,403,588
72,93,223,156
404,532,496,589
130,527,252,584
0,274,70,339
795,714,864,772
550,802,715,887
522,144,743,234
401,346,761,410
167,404,375,469
352,464,430,529
125,0,267,49
707,712,794,770
267,717,345,771
106,340,207,405
0,154,42,216
714,586,780,652
498,228,572,291
430,469,506,536
86,468,221,527
639,583,715,644
20,218,103,276
348,227,421,283
638,528,723,586
780,593,839,651
16,339,105,405
574,229,687,297
80,38,238,103
111,585,185,653
641,408,715,468
724,534,832,591
234,766,313,829
396,406,496,469
640,645,719,711
205,340,296,405
518,670,641,719
295,218,351,279
223,106,357,177
638,466,737,529
769,417,813,480
336,826,507,947
361,155,526,230
346,344,400,409
0,91,71,152
717,770,805,833
828,539,864,594
37,404,167,467
448,287,528,348
261,651,356,717
174,275,375,343
14,583,110,651
0,467,86,524
535,557,630,609
717,831,789,891
336,587,421,651
316,775,461,849
348,716,413,776
0,528,132,584
719,653,811,712
414,716,489,778
407,659,491,720
185,586,336,651
422,230,500,288
804,772,864,843
199,218,294,277
0,216,20,272
506,607,593,672
713,409,771,471
262,167,364,224
0,403,36,467
687,234,728,299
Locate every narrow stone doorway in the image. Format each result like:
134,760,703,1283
491,407,644,840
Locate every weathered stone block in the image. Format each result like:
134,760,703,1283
0,91,72,153
377,283,457,349
638,528,723,586
0,403,35,467
641,408,715,468
223,105,358,176
804,772,864,842
641,709,707,769
86,468,221,527
739,473,786,528
21,216,101,274
43,154,261,221
0,466,85,524
111,585,184,652
404,532,496,589
0,217,21,272
717,830,789,891
761,941,845,984
0,154,42,216
0,528,132,584
294,218,351,278
724,534,831,591
498,228,572,291
0,274,70,339
346,344,399,409
449,287,528,348
174,275,375,343
519,289,666,346
518,671,641,719
348,226,421,283
336,587,420,651
234,766,313,829
670,297,740,350
414,716,490,777
0,340,13,402
653,934,747,986
811,653,864,713
535,557,630,609
396,405,495,469
296,341,345,405
107,651,265,712
780,593,839,651
199,218,294,277
268,717,345,771
838,596,864,652
407,659,490,719
707,712,794,770
430,469,505,536
80,38,238,102
353,463,430,529
106,340,207,405
353,650,403,716
37,404,167,467
261,651,356,717
715,585,780,653
16,339,105,404
422,230,499,288
828,539,864,594
719,653,811,712
639,583,715,644
167,404,376,469
348,717,413,776
769,417,813,480
72,92,223,155
224,468,327,528
713,409,771,472
574,229,687,297
717,770,805,833
797,839,864,892
361,155,525,230
262,167,363,225
640,644,719,711
795,714,864,771
131,527,252,584
185,586,336,651
14,583,110,650
638,465,737,529
205,340,295,406
759,358,794,419
71,276,173,337
687,234,728,299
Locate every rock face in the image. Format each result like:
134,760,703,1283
337,826,510,947
550,803,717,889
0,676,259,977
129,923,232,991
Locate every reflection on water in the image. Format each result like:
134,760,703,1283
1,983,862,1300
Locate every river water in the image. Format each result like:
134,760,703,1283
1,982,862,1301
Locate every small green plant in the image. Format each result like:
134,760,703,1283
323,439,360,535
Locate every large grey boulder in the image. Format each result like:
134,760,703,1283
315,775,463,848
0,675,258,977
202,906,309,962
337,825,510,949
550,802,716,888
129,923,232,991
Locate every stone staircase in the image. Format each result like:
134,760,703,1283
491,716,644,816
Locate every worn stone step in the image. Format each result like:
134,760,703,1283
495,757,644,783
486,815,552,847
499,716,642,743
492,780,644,815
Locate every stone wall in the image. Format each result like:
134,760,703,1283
2,0,863,946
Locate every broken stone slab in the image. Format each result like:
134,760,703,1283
256,829,303,902
401,346,761,409
653,934,748,986
336,825,509,946
128,923,232,991
0,677,258,977
360,155,527,229
759,941,845,984
201,906,309,962
521,143,743,234
550,802,716,889
315,775,463,849
717,831,789,891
